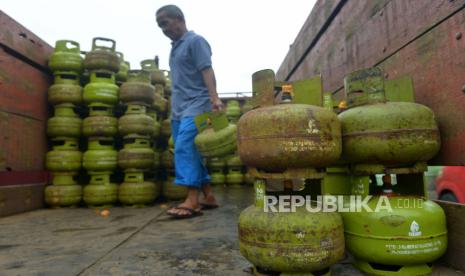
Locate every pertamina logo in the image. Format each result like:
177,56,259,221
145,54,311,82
408,220,422,237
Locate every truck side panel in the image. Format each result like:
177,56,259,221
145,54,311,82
0,11,52,216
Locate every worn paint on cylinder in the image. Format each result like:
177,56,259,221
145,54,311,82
239,205,345,273
118,181,159,206
238,103,341,172
338,102,440,166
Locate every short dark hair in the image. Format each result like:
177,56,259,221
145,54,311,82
156,5,185,22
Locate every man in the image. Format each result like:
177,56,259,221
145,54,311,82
156,5,224,218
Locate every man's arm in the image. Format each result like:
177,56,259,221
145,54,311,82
202,67,224,112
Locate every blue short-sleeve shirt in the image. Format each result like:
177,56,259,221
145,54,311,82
169,31,213,120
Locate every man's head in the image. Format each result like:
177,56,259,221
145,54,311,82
156,5,187,41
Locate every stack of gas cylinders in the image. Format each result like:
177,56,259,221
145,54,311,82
237,69,345,275
44,38,177,208
117,69,159,207
45,40,85,207
80,37,121,207
336,68,447,275
236,67,447,275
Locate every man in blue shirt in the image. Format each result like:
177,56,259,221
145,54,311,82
156,5,224,218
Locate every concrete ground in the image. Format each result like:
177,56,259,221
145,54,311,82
0,185,463,276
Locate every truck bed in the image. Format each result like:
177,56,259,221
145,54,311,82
0,186,462,276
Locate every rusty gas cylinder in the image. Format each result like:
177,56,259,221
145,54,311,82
83,37,119,73
237,70,341,172
338,67,440,171
119,70,155,105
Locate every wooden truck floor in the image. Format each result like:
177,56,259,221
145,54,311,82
0,186,463,276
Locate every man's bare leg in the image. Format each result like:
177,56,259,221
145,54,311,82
200,183,218,206
167,188,201,216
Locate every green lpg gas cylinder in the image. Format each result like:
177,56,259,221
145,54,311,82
210,170,225,185
195,123,237,158
118,137,154,171
118,105,155,137
83,174,118,207
141,58,166,86
226,100,241,122
48,40,83,73
162,176,188,200
208,157,226,185
45,184,82,208
46,149,82,172
115,52,130,83
338,68,440,170
48,73,82,105
83,138,118,173
118,172,160,207
146,109,161,138
208,157,226,170
342,195,447,275
83,71,119,105
47,104,82,138
238,73,341,171
82,104,117,137
119,70,155,105
226,154,243,168
226,169,244,186
226,154,244,186
83,37,120,72
49,172,78,186
239,205,345,274
46,138,82,171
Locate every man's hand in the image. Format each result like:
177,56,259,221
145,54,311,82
211,97,225,112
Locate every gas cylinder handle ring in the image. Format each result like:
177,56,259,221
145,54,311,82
92,37,116,51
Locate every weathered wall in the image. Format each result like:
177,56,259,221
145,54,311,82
0,10,52,216
277,0,465,166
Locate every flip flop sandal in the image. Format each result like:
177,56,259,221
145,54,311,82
167,207,203,219
200,203,219,210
